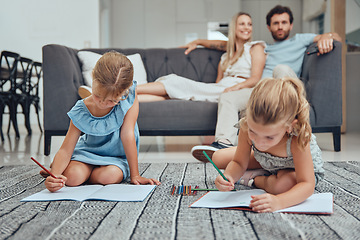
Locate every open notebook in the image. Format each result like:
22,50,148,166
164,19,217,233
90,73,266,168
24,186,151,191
21,184,156,202
190,189,333,214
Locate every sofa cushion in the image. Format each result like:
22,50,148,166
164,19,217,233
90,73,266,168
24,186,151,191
138,100,218,134
77,51,148,86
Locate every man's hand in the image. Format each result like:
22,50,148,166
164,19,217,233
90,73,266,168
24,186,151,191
317,33,334,55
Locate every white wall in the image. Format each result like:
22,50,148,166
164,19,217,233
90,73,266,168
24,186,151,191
108,0,304,48
346,0,360,34
0,0,100,61
0,0,100,132
108,0,241,48
322,0,360,35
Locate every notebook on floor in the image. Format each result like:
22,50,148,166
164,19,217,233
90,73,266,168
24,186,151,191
21,184,156,202
190,189,333,214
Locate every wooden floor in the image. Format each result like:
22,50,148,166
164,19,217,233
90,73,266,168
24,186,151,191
1,162,359,240
1,127,360,167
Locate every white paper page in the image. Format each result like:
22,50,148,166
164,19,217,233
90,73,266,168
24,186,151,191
191,190,333,214
191,189,266,208
86,184,156,202
277,192,333,213
21,185,103,202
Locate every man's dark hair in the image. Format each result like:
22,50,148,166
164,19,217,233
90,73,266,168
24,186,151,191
266,5,294,26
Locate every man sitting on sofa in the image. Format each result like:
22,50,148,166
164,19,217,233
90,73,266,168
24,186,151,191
188,5,341,162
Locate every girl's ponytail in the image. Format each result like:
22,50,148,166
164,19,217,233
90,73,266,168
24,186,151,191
284,78,311,149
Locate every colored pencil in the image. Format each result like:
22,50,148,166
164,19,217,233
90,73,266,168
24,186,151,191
31,157,58,179
194,186,199,195
192,188,219,191
192,188,236,192
202,151,229,182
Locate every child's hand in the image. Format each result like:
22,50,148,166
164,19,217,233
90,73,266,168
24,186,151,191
215,174,234,191
131,175,161,185
249,193,281,213
44,175,67,192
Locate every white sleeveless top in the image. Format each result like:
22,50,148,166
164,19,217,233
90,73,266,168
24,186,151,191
222,40,266,79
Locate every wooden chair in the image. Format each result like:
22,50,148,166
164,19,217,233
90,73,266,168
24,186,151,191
0,51,21,140
10,57,34,135
28,62,43,133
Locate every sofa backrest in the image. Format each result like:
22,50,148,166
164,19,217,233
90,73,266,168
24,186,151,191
42,44,224,131
81,48,224,84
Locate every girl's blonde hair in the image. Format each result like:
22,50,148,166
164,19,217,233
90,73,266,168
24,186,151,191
92,51,133,99
221,12,252,71
241,77,312,149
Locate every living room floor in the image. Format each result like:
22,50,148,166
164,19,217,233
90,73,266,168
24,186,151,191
1,125,359,166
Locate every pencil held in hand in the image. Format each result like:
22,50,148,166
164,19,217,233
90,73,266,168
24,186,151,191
31,157,58,179
202,151,229,182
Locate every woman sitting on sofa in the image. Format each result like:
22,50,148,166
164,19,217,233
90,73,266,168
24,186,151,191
136,12,266,103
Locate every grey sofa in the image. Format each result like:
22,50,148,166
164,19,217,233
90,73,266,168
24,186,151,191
42,41,342,155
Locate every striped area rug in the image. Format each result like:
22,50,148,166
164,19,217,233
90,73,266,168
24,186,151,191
0,162,359,239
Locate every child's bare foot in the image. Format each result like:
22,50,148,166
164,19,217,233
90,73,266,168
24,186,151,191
40,170,50,178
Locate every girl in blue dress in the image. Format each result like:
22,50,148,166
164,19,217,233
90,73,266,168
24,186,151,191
42,51,160,192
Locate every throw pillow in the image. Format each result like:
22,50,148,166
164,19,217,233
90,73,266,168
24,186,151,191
77,51,147,87
127,53,147,85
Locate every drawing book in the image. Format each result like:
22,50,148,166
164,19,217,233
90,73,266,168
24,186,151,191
21,184,156,202
190,189,333,214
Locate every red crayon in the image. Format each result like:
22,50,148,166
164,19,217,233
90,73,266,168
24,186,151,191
31,157,58,179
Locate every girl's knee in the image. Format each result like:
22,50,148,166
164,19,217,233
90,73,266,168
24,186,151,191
212,150,221,163
63,163,91,186
271,180,295,194
270,172,297,194
212,147,237,169
212,150,229,169
91,166,124,185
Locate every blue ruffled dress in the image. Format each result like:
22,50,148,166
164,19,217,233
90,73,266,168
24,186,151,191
67,81,139,180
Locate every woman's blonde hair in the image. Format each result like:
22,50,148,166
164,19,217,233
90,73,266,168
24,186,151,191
92,51,133,99
241,77,312,149
221,12,252,71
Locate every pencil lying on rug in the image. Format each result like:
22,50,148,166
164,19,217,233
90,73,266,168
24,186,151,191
170,185,236,196
171,185,201,195
192,188,219,191
192,188,236,192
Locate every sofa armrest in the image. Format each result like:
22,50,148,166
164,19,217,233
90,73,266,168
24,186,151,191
301,41,342,127
42,44,83,131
